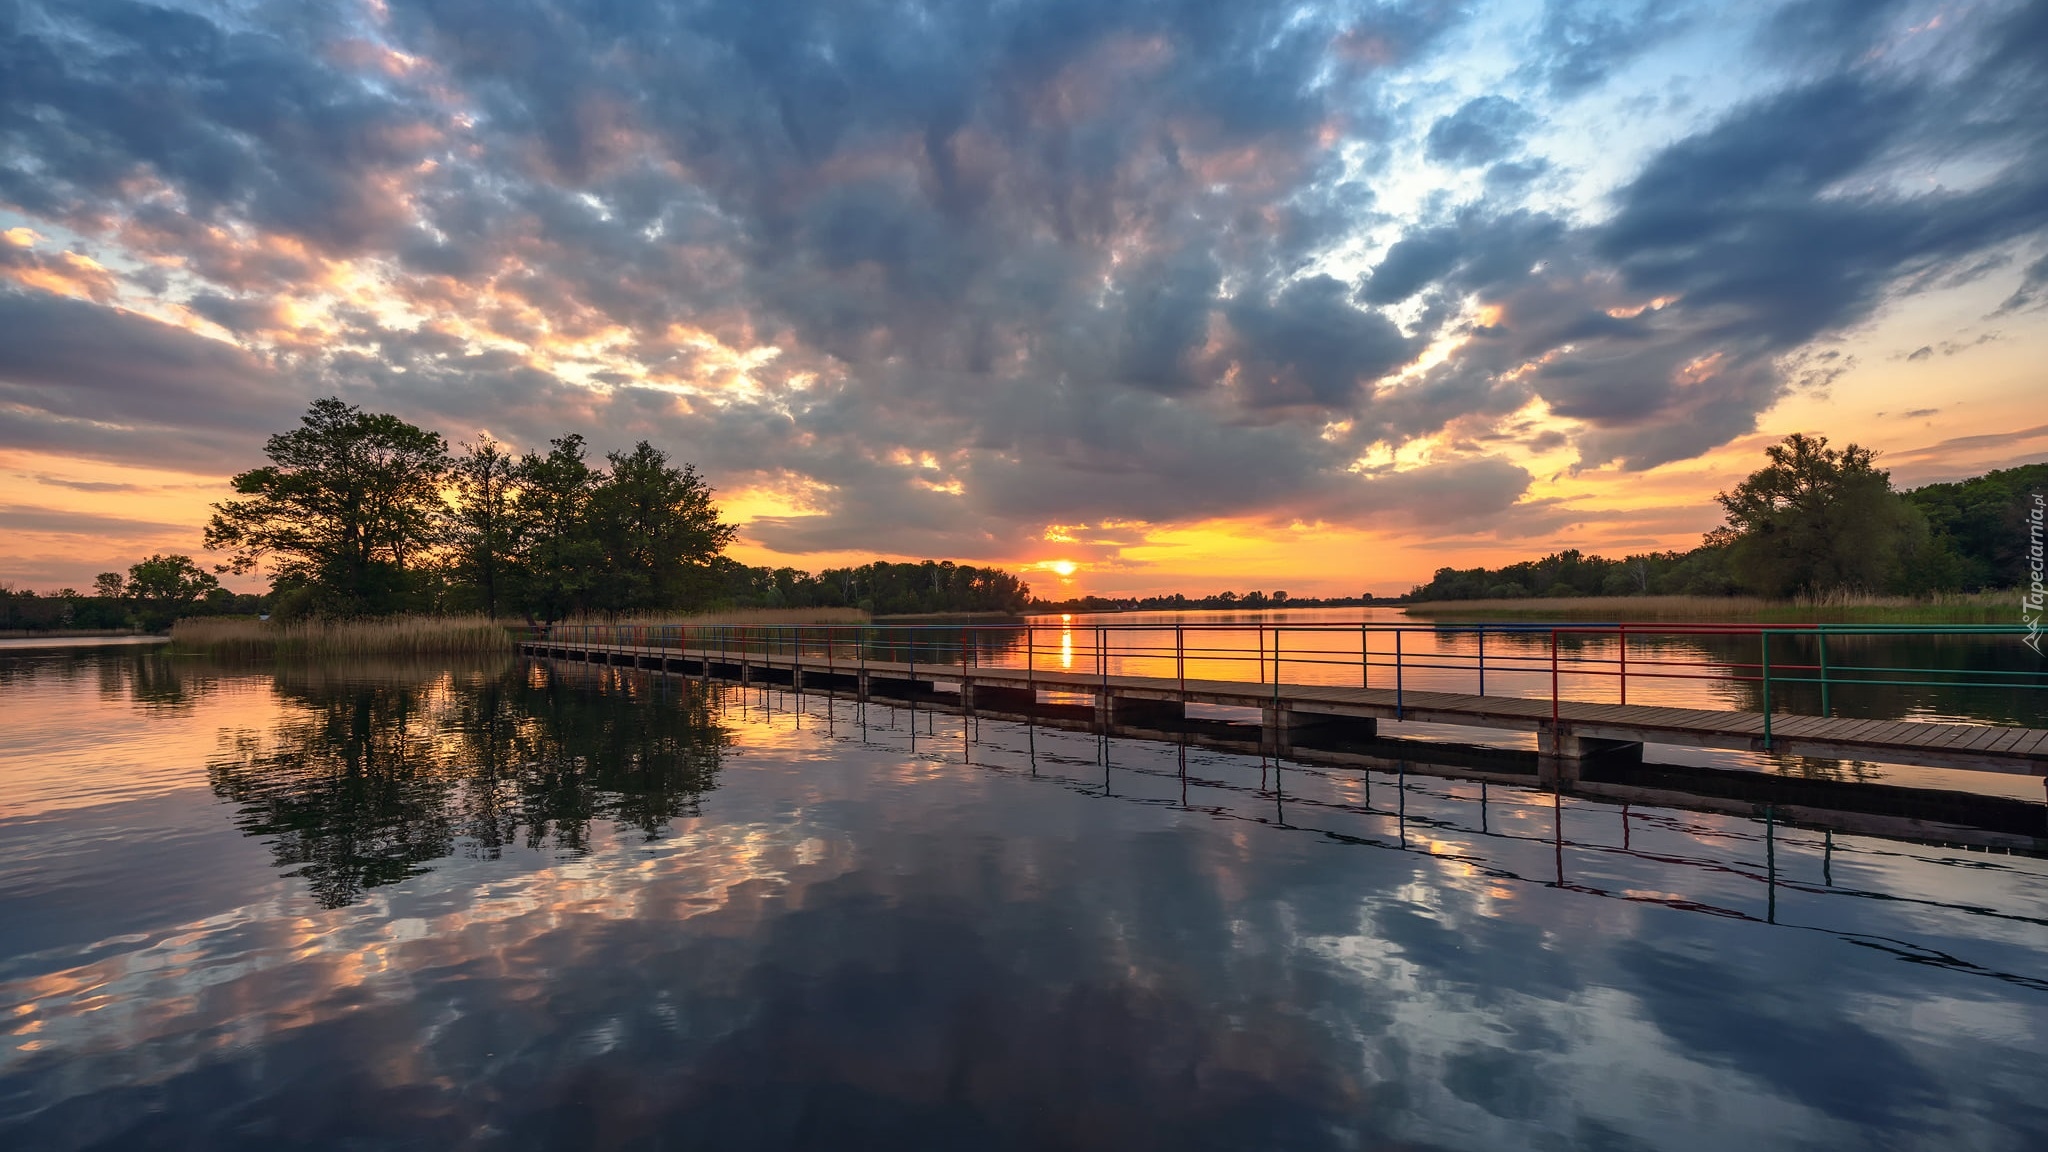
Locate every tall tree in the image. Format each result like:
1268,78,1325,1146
586,441,737,613
510,435,603,623
205,397,451,617
447,435,520,617
1707,433,1930,597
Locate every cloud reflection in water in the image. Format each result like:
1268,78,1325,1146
0,654,2045,1149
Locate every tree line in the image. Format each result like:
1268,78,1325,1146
711,559,1030,616
1028,590,1386,613
184,397,1034,622
1408,435,2047,601
1,554,263,632
202,398,737,621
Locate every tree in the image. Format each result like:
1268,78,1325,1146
127,554,221,605
125,553,221,628
446,435,521,617
585,441,737,613
93,572,126,599
1707,433,1930,597
205,398,451,617
1902,461,2048,590
510,435,603,623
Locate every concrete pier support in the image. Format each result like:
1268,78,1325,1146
1539,727,1645,787
1259,706,1379,754
1110,696,1185,730
965,683,1037,715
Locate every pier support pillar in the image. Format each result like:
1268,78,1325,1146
1540,726,1644,787
1280,709,1378,752
1109,696,1185,730
1262,706,1378,754
966,684,1036,715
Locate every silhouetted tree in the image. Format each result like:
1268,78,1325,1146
1708,433,1931,596
586,441,736,613
127,553,221,628
509,434,603,623
127,553,219,605
206,397,451,616
447,435,521,617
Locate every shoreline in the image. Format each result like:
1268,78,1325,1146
1400,591,2016,624
0,627,150,639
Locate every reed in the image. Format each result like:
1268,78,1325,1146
562,607,871,627
1400,590,2017,624
169,615,516,659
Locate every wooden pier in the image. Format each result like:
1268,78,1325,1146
520,637,2048,786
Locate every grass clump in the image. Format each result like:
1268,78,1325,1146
170,615,516,659
1400,590,2017,624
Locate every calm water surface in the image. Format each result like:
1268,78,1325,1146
2,645,2045,1150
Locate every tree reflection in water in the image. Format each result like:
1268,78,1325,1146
206,659,730,908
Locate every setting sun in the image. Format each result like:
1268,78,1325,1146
1046,560,1078,577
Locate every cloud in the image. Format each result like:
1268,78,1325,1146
1219,276,1418,411
30,474,148,493
1526,0,1700,95
1367,2,2048,472
0,0,2043,572
0,241,121,302
1994,253,2048,315
0,503,188,537
1425,97,1536,167
0,289,301,466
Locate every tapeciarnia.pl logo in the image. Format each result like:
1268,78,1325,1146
2026,492,2044,656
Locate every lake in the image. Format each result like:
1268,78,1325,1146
3,643,2046,1150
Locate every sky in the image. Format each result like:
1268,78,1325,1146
1,0,2045,599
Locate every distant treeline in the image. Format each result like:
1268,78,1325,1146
710,559,1030,616
2,554,264,632
1029,590,1383,613
1409,445,2047,602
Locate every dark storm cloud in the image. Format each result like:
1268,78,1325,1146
1360,209,1567,306
1111,245,1224,397
1221,276,1418,411
1425,97,1535,167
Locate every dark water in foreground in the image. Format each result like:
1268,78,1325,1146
2,648,2045,1150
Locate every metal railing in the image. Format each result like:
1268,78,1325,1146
522,619,2048,744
